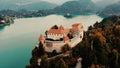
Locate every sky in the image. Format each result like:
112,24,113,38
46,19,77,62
41,0,72,5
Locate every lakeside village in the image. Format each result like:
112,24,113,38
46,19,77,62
28,23,84,68
0,14,14,26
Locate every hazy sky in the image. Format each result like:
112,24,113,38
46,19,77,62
41,0,72,4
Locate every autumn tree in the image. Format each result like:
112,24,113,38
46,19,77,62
108,49,120,68
40,54,50,68
61,44,71,52
55,58,68,68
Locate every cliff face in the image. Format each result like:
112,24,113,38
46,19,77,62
26,15,120,68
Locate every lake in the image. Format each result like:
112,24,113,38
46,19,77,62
0,14,103,68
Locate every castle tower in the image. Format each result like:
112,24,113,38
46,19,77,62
38,34,45,44
63,36,69,42
72,23,84,38
72,23,83,31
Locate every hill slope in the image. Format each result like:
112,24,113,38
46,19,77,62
53,0,98,14
99,1,120,17
0,1,57,11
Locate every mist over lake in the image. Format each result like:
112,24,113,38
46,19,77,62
0,14,103,68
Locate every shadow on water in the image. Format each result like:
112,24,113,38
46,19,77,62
0,24,11,31
0,25,6,31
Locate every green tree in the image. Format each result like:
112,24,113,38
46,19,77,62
88,25,93,30
72,42,93,68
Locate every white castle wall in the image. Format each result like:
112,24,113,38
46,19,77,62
47,33,67,40
43,31,83,53
44,41,66,52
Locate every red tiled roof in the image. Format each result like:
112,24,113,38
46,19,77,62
47,25,70,34
72,23,83,31
63,36,69,41
38,34,45,41
72,23,80,27
59,25,64,30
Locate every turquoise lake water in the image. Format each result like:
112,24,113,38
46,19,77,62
0,14,103,68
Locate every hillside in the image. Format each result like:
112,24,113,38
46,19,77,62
99,1,120,17
94,0,119,9
53,0,98,14
0,9,54,18
18,1,57,11
0,1,57,11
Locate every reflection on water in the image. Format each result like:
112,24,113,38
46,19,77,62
0,14,103,68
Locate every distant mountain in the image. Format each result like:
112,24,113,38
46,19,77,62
18,1,57,11
0,9,18,16
99,1,120,17
0,1,57,11
0,9,54,18
94,0,119,9
53,0,98,14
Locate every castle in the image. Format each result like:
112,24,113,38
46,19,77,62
37,23,84,53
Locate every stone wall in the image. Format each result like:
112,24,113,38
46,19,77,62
43,31,83,53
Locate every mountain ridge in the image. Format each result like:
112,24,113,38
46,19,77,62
0,1,58,11
99,1,120,17
53,0,98,14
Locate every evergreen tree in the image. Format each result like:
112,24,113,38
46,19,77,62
51,25,58,29
38,42,45,57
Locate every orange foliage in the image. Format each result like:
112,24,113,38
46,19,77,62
90,64,95,68
91,32,106,45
